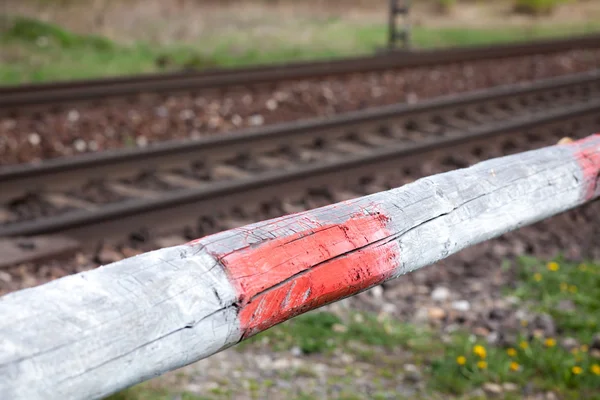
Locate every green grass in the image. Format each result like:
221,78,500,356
437,0,458,13
431,257,600,399
2,16,114,50
105,387,212,400
513,257,600,344
2,15,600,85
431,333,600,398
0,16,219,84
513,0,572,15
237,309,435,356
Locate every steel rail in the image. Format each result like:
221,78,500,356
1,99,598,242
1,33,600,109
1,69,598,203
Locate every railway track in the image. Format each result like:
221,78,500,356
1,70,600,257
2,33,600,112
4,36,600,166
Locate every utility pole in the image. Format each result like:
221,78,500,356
388,0,411,50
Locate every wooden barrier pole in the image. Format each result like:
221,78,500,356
0,134,599,400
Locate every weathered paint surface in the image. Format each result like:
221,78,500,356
0,246,241,400
565,133,600,199
0,135,599,400
215,209,401,337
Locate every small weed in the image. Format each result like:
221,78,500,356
436,0,457,14
377,368,395,379
207,386,230,398
293,365,319,378
262,379,274,388
105,385,212,400
338,392,364,400
104,387,168,400
513,0,571,15
182,394,213,400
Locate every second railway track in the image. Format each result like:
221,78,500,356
4,35,600,166
1,70,600,249
2,33,600,110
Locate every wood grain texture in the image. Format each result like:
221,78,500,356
219,210,401,338
571,134,600,199
202,134,600,338
0,134,598,400
0,246,241,400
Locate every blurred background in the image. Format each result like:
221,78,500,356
2,0,600,83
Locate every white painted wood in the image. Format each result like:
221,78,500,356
0,246,242,400
0,135,598,400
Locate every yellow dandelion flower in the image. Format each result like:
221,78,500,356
547,262,560,271
534,273,542,282
519,341,529,350
520,320,528,327
560,282,568,292
473,345,487,359
591,364,600,376
506,348,517,357
456,356,466,366
510,362,520,371
544,338,556,348
572,366,583,375
569,285,578,294
477,361,487,369
571,348,580,355
580,345,589,352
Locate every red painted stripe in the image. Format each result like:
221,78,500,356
565,134,600,200
214,207,400,338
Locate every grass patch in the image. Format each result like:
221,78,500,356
0,16,218,84
431,258,600,399
431,333,600,398
104,386,212,400
513,0,571,15
3,15,114,50
514,256,600,344
436,0,458,14
2,15,600,85
237,310,435,357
